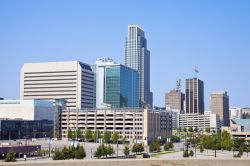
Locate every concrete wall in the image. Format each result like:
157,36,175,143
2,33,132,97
0,159,249,166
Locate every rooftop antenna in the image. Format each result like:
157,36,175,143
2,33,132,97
194,66,199,78
176,79,181,91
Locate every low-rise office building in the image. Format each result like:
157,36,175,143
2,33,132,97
179,112,221,131
222,120,250,140
59,108,172,145
0,119,53,140
0,100,54,120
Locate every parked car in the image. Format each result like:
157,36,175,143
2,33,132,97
142,153,150,158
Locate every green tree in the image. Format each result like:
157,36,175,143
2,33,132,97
62,146,71,159
52,149,64,160
107,144,114,156
123,146,130,156
112,131,119,144
199,144,204,153
94,145,103,159
103,131,111,144
183,150,189,158
132,144,144,154
67,129,73,140
171,136,181,143
5,150,16,162
75,145,86,159
205,128,211,133
149,139,161,153
183,127,187,132
85,129,93,142
76,129,83,140
93,130,101,142
189,150,194,157
122,137,127,144
164,142,174,151
188,127,193,132
194,127,198,133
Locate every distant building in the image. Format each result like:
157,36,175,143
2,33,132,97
230,107,242,119
0,99,54,120
0,119,53,140
185,78,204,114
231,119,250,132
242,107,250,119
210,91,230,126
94,58,139,108
179,112,221,131
20,61,94,109
165,89,185,110
125,24,153,107
60,108,172,145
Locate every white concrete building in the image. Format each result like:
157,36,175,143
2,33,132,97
60,108,172,145
0,100,54,120
20,61,94,109
230,107,242,119
179,112,221,131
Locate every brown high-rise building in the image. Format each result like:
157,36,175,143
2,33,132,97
165,90,185,110
185,78,204,114
210,91,229,126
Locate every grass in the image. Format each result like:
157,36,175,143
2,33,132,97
150,151,181,158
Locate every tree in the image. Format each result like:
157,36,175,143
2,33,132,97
171,136,181,143
123,146,130,156
132,144,144,154
67,129,73,140
76,129,83,140
188,127,193,132
189,150,194,157
164,142,174,151
112,131,119,144
5,150,16,162
62,146,71,159
183,127,187,132
93,130,101,142
75,145,86,159
122,137,127,144
183,150,189,158
107,144,114,156
149,139,161,152
199,144,204,153
103,131,111,144
194,127,198,133
205,128,210,133
85,129,93,142
94,145,103,159
53,149,64,160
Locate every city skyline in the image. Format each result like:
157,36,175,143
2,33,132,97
0,0,250,109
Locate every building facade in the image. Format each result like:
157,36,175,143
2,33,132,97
0,119,53,140
165,89,185,110
179,112,221,131
185,78,204,114
94,58,139,108
210,91,230,126
125,24,153,107
20,61,94,109
0,100,54,120
59,108,172,145
230,107,242,119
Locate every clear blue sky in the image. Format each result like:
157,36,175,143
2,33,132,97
0,0,249,109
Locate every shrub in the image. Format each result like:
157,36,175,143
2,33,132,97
183,150,189,158
189,150,194,157
52,150,64,160
123,146,130,156
164,142,174,151
75,146,86,159
199,145,204,153
5,150,16,162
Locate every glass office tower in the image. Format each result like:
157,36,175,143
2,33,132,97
95,58,139,108
125,24,153,107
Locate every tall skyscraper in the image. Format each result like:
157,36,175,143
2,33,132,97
125,24,153,107
20,61,94,109
165,89,185,110
210,91,230,126
185,78,204,114
94,58,139,108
